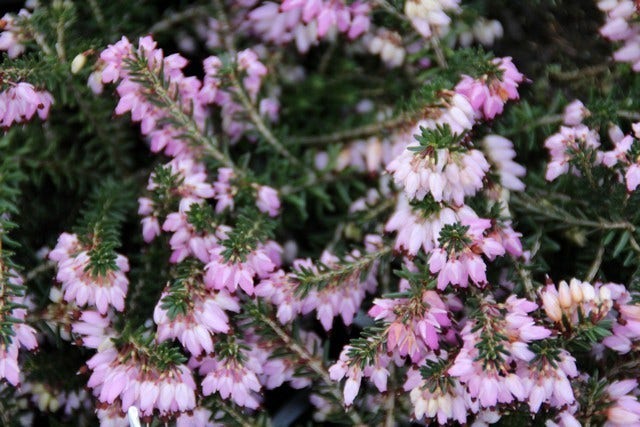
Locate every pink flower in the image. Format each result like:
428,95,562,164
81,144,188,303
295,245,379,331
0,273,37,386
196,353,262,409
0,10,30,58
544,125,601,181
563,100,589,126
204,244,277,295
482,135,526,191
369,290,451,361
605,380,640,426
385,196,478,256
154,287,240,356
428,218,507,290
454,57,524,120
404,0,461,39
87,343,196,417
0,82,54,128
256,185,281,217
50,233,129,314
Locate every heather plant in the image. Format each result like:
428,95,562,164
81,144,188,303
1,0,640,426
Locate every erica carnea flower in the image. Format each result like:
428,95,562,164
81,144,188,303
294,245,379,331
204,243,278,296
454,57,524,120
369,290,451,360
563,99,590,126
195,351,262,409
248,0,370,53
540,278,617,326
604,379,640,426
366,29,406,68
544,124,602,181
329,345,393,405
0,82,53,128
154,284,240,356
406,365,475,424
0,273,37,386
448,296,550,408
602,124,640,191
482,134,526,191
255,185,281,217
0,10,30,58
428,218,507,290
50,233,129,314
385,195,478,256
86,341,196,418
387,140,489,204
404,0,461,39
598,0,640,71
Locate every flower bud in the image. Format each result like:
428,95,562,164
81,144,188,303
542,292,562,322
582,283,596,301
70,53,87,74
558,281,572,308
569,279,583,303
599,285,612,302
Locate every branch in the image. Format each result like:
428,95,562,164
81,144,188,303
247,304,365,425
585,240,605,283
290,112,423,146
132,58,242,175
214,0,301,167
511,193,635,231
148,5,209,34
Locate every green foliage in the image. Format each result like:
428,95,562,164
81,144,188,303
74,180,133,277
409,123,467,153
221,208,276,262
345,322,387,368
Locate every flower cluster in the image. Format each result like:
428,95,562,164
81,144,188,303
603,123,640,191
454,57,524,120
49,233,129,314
404,0,461,39
86,342,196,418
0,274,38,386
4,1,640,426
540,278,617,326
544,124,602,181
598,0,640,71
428,218,508,290
0,9,30,58
248,0,370,53
0,82,53,128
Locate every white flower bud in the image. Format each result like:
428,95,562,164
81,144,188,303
542,292,562,322
558,281,572,308
599,285,612,302
70,53,87,74
569,278,583,303
581,283,596,301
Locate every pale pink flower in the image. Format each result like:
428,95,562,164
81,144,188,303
369,290,451,361
154,287,240,356
482,135,526,191
605,379,640,426
256,185,281,217
204,244,277,295
296,244,379,331
544,125,602,181
50,233,129,314
0,10,30,58
196,354,262,409
563,100,589,126
404,0,461,39
455,57,524,120
385,196,478,256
